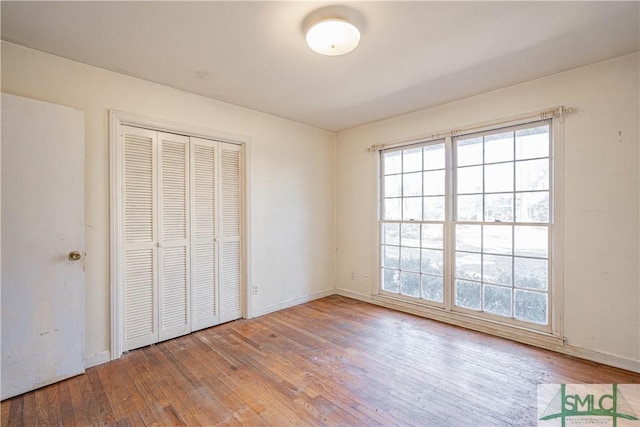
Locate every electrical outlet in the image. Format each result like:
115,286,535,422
364,273,369,281
253,285,258,295
351,272,355,280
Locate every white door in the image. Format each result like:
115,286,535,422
190,138,243,329
122,126,158,351
190,137,219,330
218,143,243,323
121,127,192,351
1,93,85,400
157,132,191,341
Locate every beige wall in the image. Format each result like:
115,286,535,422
1,42,336,362
336,53,640,369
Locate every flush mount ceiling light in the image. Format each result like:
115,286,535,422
306,19,360,56
302,6,365,56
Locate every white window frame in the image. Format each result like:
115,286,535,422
375,112,565,345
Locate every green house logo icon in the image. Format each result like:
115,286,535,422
540,384,639,427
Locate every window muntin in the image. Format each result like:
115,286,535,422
380,121,552,329
454,123,550,325
454,124,551,224
381,140,446,303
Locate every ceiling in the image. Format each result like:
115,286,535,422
2,1,638,132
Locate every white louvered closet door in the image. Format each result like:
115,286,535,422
120,127,242,351
190,137,219,330
122,125,158,351
158,132,191,341
219,142,243,323
190,138,243,329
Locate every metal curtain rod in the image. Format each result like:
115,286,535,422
365,105,576,152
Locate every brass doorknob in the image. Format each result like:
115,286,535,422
68,251,81,261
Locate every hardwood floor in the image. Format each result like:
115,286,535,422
2,295,639,426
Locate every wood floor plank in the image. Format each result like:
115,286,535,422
44,383,63,426
2,295,639,426
86,367,116,425
97,354,131,425
66,372,91,427
33,388,49,425
4,396,22,427
20,393,36,427
56,381,76,427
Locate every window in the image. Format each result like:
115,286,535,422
380,120,553,331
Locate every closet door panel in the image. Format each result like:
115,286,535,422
122,126,158,351
124,249,156,348
158,132,191,341
220,241,241,322
159,245,188,339
190,138,219,330
219,143,243,323
192,242,216,330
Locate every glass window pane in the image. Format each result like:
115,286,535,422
457,194,483,221
516,126,549,160
401,223,420,247
516,159,549,191
403,147,422,173
424,143,445,170
424,170,445,196
483,284,512,317
403,172,422,197
403,197,422,221
422,275,443,303
455,280,481,310
421,249,443,275
516,191,549,223
457,165,483,194
457,137,483,166
382,245,399,269
485,163,513,193
384,198,401,220
455,252,481,281
384,175,401,198
400,247,421,272
382,222,400,246
484,132,514,164
423,196,444,221
514,257,548,291
514,226,548,258
456,224,481,252
483,254,512,286
483,225,512,255
485,193,513,222
514,289,548,324
400,271,421,297
384,151,402,175
421,224,443,249
382,268,400,293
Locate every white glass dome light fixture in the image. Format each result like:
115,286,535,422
306,19,360,56
303,6,365,56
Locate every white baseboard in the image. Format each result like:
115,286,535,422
251,288,335,318
335,287,374,303
561,344,640,373
84,350,111,369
